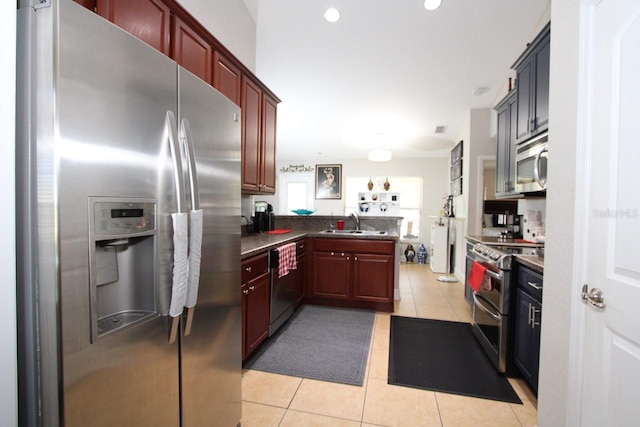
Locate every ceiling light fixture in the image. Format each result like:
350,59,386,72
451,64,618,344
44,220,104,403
324,7,341,23
424,0,442,11
368,149,392,162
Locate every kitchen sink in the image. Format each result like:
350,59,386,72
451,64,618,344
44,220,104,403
321,229,388,235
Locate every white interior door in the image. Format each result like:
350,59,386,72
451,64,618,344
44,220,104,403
580,0,640,425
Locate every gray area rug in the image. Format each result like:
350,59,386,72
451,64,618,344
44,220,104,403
244,305,375,386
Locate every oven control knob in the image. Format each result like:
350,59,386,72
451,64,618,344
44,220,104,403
492,252,500,260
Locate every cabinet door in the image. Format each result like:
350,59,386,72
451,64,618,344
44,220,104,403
293,253,306,308
242,272,270,360
495,102,510,195
171,16,212,84
496,92,518,196
513,288,541,392
352,254,393,303
97,0,171,55
311,252,350,299
241,77,262,193
515,58,533,142
213,51,241,106
260,94,278,194
533,37,550,133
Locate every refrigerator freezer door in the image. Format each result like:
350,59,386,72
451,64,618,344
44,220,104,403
178,68,242,427
24,1,180,425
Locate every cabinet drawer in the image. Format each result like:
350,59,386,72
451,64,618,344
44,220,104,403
296,239,307,255
242,252,269,283
518,265,543,300
312,238,394,255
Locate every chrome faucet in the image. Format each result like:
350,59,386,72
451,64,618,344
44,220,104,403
350,212,360,230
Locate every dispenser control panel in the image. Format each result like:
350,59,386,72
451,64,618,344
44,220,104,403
91,198,156,236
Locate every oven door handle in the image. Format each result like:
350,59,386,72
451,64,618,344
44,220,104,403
484,268,503,281
473,293,502,322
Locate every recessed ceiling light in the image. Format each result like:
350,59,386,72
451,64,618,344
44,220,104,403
324,7,341,23
424,0,442,11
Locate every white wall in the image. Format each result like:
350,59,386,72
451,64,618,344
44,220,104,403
2,1,17,425
251,157,450,241
179,0,257,71
451,108,496,280
467,109,497,236
537,1,581,425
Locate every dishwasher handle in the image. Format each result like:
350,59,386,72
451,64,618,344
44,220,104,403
269,249,279,270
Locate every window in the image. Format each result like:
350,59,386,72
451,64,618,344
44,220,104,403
277,172,315,214
345,176,422,241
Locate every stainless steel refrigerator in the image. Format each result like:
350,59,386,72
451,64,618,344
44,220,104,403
16,1,242,425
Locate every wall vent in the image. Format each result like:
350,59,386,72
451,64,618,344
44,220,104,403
434,125,447,134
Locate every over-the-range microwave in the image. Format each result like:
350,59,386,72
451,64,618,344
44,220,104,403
515,132,548,193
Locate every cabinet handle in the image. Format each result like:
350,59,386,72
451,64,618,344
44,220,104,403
299,244,304,249
330,252,335,256
347,256,350,261
245,266,252,272
527,281,542,291
341,253,345,257
354,256,358,261
249,286,255,291
242,289,249,295
528,303,541,329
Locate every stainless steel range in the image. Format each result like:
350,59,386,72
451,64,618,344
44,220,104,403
468,243,517,373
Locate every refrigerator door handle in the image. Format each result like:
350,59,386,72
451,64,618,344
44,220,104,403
181,118,203,336
166,110,189,344
181,118,200,211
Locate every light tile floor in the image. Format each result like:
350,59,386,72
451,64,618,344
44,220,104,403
241,262,538,427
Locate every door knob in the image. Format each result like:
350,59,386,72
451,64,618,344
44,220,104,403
581,284,606,309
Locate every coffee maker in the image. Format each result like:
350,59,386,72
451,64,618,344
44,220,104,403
253,201,274,233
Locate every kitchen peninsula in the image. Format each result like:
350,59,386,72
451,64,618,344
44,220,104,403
240,215,400,360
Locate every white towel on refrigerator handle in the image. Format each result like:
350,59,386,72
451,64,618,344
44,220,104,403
185,209,203,309
169,212,189,318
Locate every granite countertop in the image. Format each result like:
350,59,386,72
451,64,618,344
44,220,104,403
514,254,544,273
466,235,544,248
242,229,399,259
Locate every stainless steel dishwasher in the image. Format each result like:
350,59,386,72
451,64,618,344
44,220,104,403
268,246,297,335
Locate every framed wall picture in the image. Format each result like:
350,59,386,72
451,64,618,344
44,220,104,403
315,164,342,199
451,140,463,165
451,177,463,196
451,159,463,180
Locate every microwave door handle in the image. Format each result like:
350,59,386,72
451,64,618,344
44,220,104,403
166,111,189,344
180,118,203,337
534,147,548,189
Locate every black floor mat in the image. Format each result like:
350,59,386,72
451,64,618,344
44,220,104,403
388,316,522,404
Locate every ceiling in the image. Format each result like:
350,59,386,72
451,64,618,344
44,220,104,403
249,0,550,161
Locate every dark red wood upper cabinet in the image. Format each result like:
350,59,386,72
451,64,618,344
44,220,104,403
171,15,212,84
213,51,241,106
74,0,96,11
97,0,171,56
260,94,278,193
241,76,262,193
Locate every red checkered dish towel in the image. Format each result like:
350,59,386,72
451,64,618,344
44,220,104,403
277,242,297,278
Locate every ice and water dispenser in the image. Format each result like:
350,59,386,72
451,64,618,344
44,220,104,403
89,197,157,341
